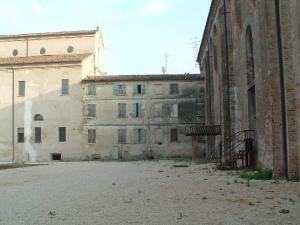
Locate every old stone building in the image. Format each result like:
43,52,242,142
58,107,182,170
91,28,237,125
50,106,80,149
82,75,205,160
198,0,300,179
0,29,205,162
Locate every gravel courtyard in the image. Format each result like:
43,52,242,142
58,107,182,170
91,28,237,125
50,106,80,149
0,161,299,225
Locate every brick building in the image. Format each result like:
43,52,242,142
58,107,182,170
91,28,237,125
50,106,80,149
198,0,300,179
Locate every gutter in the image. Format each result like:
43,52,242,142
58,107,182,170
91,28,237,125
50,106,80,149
11,66,15,162
275,0,288,179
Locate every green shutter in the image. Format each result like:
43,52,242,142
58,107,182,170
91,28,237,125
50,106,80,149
141,129,146,143
133,84,137,95
133,129,138,144
141,84,145,94
113,84,118,95
138,103,142,117
122,84,126,95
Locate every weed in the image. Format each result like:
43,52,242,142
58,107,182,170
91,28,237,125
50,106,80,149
239,168,273,180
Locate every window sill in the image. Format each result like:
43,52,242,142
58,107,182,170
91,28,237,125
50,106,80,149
88,142,96,145
87,117,96,119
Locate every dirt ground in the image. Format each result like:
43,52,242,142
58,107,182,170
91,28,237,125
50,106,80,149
0,161,299,225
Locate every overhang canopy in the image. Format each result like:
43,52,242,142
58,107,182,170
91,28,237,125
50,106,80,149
185,125,221,136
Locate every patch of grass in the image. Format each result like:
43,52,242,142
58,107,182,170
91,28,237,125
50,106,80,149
239,168,273,180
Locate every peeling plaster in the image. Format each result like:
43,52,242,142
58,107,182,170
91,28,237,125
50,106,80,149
24,101,37,161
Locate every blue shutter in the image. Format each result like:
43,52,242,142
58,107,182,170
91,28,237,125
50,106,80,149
122,84,126,95
141,129,146,143
133,84,137,95
133,129,138,144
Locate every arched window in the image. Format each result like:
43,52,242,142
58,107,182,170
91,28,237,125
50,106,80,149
245,26,255,85
34,114,44,121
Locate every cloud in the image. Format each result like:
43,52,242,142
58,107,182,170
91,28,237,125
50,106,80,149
31,2,43,14
137,1,165,17
0,3,21,23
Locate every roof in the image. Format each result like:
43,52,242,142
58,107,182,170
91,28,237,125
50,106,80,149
197,0,219,62
82,74,204,82
0,30,97,40
185,125,222,136
0,53,91,66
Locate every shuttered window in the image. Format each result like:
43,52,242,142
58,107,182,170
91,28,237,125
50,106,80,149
61,79,69,95
118,103,126,118
133,128,146,144
154,103,162,117
18,81,25,96
88,129,96,144
170,104,178,117
35,127,41,143
88,104,96,117
118,129,126,144
87,84,96,95
59,127,66,142
133,103,143,118
171,128,178,142
113,83,126,96
17,128,24,143
170,83,178,94
133,84,145,95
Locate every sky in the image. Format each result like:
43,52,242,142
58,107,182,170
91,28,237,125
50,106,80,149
0,0,211,75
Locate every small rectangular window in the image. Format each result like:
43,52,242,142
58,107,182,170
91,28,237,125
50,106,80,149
137,84,142,94
35,127,41,143
87,84,96,95
118,103,126,118
88,104,96,117
17,128,24,143
88,129,96,144
19,81,25,96
118,129,126,144
171,128,178,142
170,83,178,94
59,127,66,142
61,79,69,95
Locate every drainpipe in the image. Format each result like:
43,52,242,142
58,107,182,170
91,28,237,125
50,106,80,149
223,0,232,158
275,0,288,179
11,66,15,162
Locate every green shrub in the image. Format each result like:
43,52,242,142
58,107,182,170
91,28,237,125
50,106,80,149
239,168,273,180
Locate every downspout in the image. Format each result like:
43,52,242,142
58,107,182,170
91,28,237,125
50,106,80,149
275,0,288,179
223,0,232,158
11,66,15,162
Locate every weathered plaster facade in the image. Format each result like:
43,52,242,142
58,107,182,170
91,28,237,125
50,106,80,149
82,75,205,160
199,0,300,179
0,29,205,162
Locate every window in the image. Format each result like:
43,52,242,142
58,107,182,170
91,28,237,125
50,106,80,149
40,47,46,55
17,128,24,143
19,81,25,96
34,114,44,121
170,83,178,94
170,104,178,118
12,49,18,56
61,79,69,95
133,103,142,118
59,127,66,142
118,129,126,144
118,103,126,118
87,84,96,95
171,128,178,142
113,83,126,96
154,103,162,117
133,128,146,144
35,127,41,143
88,129,96,144
88,104,96,117
133,84,145,95
155,128,163,144
67,46,74,53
